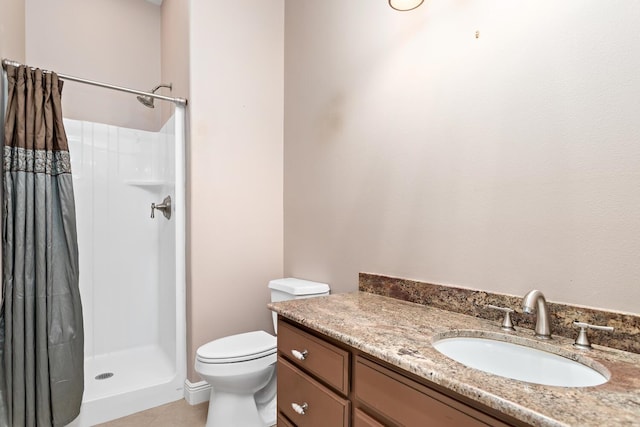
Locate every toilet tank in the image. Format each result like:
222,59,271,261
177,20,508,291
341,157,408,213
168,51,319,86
269,278,330,333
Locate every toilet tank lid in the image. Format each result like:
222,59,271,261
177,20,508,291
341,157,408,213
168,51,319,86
268,278,330,295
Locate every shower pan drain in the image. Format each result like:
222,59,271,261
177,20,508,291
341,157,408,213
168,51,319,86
95,372,114,380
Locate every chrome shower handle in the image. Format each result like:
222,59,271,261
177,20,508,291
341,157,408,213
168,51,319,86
151,196,172,220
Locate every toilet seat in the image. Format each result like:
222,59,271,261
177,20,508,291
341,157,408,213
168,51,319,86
197,330,276,364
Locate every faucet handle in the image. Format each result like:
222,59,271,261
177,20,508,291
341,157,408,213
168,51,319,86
486,305,516,331
572,321,614,349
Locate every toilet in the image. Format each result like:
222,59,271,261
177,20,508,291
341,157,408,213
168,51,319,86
195,278,330,427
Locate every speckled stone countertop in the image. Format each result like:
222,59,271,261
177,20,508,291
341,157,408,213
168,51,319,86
269,292,640,427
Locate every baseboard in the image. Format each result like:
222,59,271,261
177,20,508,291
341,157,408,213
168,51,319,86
183,379,211,405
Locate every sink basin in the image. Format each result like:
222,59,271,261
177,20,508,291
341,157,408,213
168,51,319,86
432,335,609,387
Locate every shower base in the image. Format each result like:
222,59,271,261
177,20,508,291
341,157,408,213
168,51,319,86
68,345,183,426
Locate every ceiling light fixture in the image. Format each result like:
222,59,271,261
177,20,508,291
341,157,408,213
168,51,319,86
389,0,424,11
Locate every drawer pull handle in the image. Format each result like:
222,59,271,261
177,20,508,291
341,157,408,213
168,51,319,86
291,402,308,415
291,349,308,361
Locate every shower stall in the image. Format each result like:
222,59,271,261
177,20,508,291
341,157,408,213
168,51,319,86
1,59,187,427
67,108,187,426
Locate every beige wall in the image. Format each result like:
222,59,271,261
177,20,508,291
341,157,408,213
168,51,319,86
187,0,284,381
0,0,25,63
161,0,189,125
25,0,163,131
284,1,640,314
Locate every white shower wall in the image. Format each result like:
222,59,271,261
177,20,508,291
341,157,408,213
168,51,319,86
65,115,183,426
66,117,175,359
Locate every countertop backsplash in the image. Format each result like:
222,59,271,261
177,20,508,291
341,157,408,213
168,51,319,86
359,273,640,354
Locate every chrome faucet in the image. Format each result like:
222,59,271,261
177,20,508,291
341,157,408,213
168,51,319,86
522,289,551,339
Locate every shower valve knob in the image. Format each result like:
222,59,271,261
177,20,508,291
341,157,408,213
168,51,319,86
150,196,172,220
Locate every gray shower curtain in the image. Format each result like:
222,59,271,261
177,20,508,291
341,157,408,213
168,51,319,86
0,64,84,426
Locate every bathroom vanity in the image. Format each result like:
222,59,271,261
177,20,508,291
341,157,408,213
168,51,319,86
277,318,519,426
269,291,640,427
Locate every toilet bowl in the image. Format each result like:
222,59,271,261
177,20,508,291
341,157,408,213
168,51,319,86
195,278,330,427
196,331,277,427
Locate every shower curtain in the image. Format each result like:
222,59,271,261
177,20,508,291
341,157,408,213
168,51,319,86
0,65,84,426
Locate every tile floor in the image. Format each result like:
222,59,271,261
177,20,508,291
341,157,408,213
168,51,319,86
96,400,209,426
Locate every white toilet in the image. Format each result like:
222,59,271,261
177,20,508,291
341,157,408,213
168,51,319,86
195,278,330,427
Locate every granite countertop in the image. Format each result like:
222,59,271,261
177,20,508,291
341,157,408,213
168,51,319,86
268,292,640,427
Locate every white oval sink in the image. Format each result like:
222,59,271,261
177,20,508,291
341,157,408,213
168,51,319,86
432,335,609,387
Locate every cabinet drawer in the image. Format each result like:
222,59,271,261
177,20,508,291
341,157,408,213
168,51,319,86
278,357,350,427
354,409,385,427
278,319,350,394
278,413,295,427
355,356,510,427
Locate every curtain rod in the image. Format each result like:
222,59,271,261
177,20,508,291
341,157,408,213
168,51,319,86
2,58,187,106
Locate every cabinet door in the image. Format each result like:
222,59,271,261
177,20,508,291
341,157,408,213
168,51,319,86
278,319,350,395
278,357,350,427
354,409,385,427
355,356,510,427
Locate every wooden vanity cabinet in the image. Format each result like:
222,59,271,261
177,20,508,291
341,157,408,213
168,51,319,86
353,409,386,427
277,413,296,427
277,319,351,426
276,318,527,427
277,320,350,395
354,356,513,427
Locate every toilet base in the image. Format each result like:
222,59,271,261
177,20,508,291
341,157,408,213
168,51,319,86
257,396,277,427
205,389,275,427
